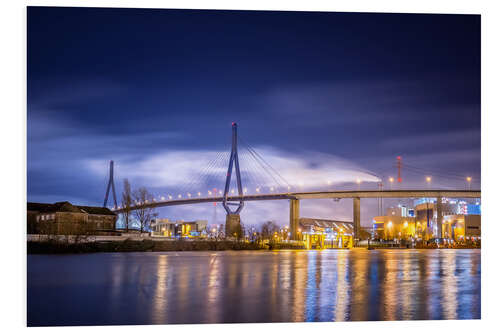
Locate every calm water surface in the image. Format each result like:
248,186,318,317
27,249,480,326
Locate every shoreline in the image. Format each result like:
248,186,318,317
27,239,480,254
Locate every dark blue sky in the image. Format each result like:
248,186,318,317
27,7,480,226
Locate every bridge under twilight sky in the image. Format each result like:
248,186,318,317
27,7,480,226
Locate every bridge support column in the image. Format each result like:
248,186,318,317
290,199,300,240
353,197,360,245
436,196,443,239
225,214,241,238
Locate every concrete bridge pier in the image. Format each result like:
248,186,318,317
289,198,300,240
436,196,443,239
225,214,242,238
353,197,360,244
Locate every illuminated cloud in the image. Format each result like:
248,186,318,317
85,146,381,193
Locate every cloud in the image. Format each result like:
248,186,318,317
85,146,381,193
82,146,384,227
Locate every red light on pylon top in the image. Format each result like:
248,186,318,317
231,122,236,126
397,156,401,160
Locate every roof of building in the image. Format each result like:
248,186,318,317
27,202,116,216
76,205,116,216
299,217,354,231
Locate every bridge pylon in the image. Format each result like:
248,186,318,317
103,160,118,209
223,122,244,238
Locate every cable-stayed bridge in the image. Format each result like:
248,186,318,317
103,123,481,240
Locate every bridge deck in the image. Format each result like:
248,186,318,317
112,190,480,213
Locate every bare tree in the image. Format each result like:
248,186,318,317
121,178,132,233
132,187,156,233
261,221,280,240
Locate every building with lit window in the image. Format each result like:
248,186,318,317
27,201,117,235
151,218,208,237
414,198,481,240
372,199,481,242
298,218,353,249
372,205,416,241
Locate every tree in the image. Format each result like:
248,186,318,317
261,221,280,240
247,224,259,242
121,178,132,232
132,187,157,233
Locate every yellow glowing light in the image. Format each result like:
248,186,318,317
389,177,394,183
404,221,408,228
356,179,361,184
466,177,472,182
387,221,393,227
426,176,432,183
161,196,165,200
208,191,212,195
231,189,235,194
256,188,260,192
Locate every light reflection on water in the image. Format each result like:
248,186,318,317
27,249,480,326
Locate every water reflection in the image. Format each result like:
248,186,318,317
27,249,481,326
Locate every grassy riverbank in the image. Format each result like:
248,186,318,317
27,239,306,254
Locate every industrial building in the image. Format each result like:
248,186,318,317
298,218,354,249
150,218,208,237
372,198,481,242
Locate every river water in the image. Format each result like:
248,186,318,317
27,249,480,326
